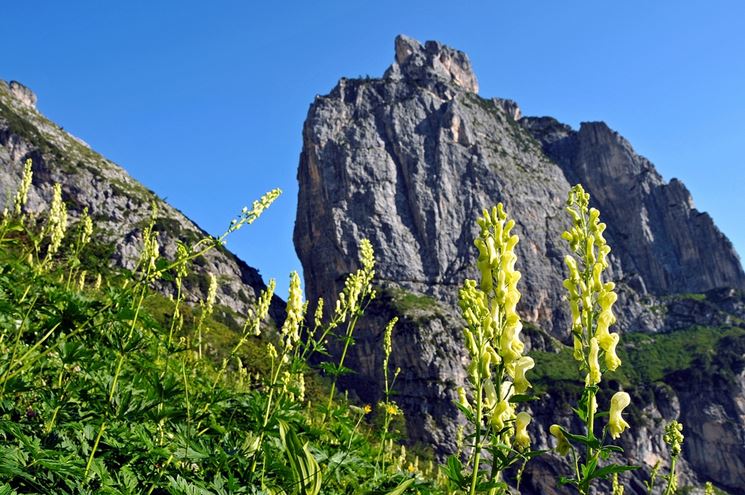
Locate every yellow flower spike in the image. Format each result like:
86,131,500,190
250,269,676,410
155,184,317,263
608,391,631,439
586,338,601,386
604,333,622,371
14,159,33,217
266,343,278,361
513,356,534,394
663,420,684,456
514,411,531,450
549,424,571,456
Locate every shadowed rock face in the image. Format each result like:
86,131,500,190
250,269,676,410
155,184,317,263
295,35,745,492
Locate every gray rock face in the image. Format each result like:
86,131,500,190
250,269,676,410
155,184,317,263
521,117,745,295
0,79,283,327
7,81,37,109
294,36,745,492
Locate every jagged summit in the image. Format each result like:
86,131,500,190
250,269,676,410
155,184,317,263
384,34,479,94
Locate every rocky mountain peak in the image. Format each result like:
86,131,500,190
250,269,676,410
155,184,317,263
6,80,37,109
295,35,745,492
385,34,479,94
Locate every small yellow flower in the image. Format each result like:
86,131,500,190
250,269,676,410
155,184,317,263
549,424,571,456
385,402,401,416
608,391,631,439
363,404,372,414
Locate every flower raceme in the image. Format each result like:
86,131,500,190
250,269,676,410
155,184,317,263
554,185,636,491
562,184,630,424
457,204,534,490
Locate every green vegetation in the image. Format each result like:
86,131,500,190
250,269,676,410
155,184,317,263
0,160,736,494
383,286,443,323
0,166,430,494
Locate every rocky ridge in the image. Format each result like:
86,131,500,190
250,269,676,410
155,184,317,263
0,79,283,329
294,35,745,492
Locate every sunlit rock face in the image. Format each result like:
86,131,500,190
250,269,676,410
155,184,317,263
294,35,745,492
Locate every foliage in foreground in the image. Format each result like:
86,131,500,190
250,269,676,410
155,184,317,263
0,162,424,494
0,162,731,494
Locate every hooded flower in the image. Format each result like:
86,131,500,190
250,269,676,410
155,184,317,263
514,411,531,450
608,391,631,439
549,424,571,456
512,356,534,394
604,332,622,371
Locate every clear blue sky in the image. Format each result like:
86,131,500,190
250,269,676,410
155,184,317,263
4,1,744,297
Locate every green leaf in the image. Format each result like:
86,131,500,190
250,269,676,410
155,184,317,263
382,478,415,495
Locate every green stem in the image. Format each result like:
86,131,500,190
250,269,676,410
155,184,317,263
663,456,678,495
84,421,107,480
249,353,283,476
108,285,146,402
468,372,484,495
0,291,36,398
323,313,360,422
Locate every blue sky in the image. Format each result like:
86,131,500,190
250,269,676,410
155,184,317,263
4,1,744,297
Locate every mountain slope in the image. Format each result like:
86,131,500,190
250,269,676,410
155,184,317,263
294,35,745,492
0,79,283,326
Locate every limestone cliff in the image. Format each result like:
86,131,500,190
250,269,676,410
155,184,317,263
294,35,745,492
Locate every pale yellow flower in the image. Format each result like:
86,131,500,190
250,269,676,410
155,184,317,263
512,356,534,394
604,332,622,371
608,391,631,439
514,411,531,450
549,424,571,456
